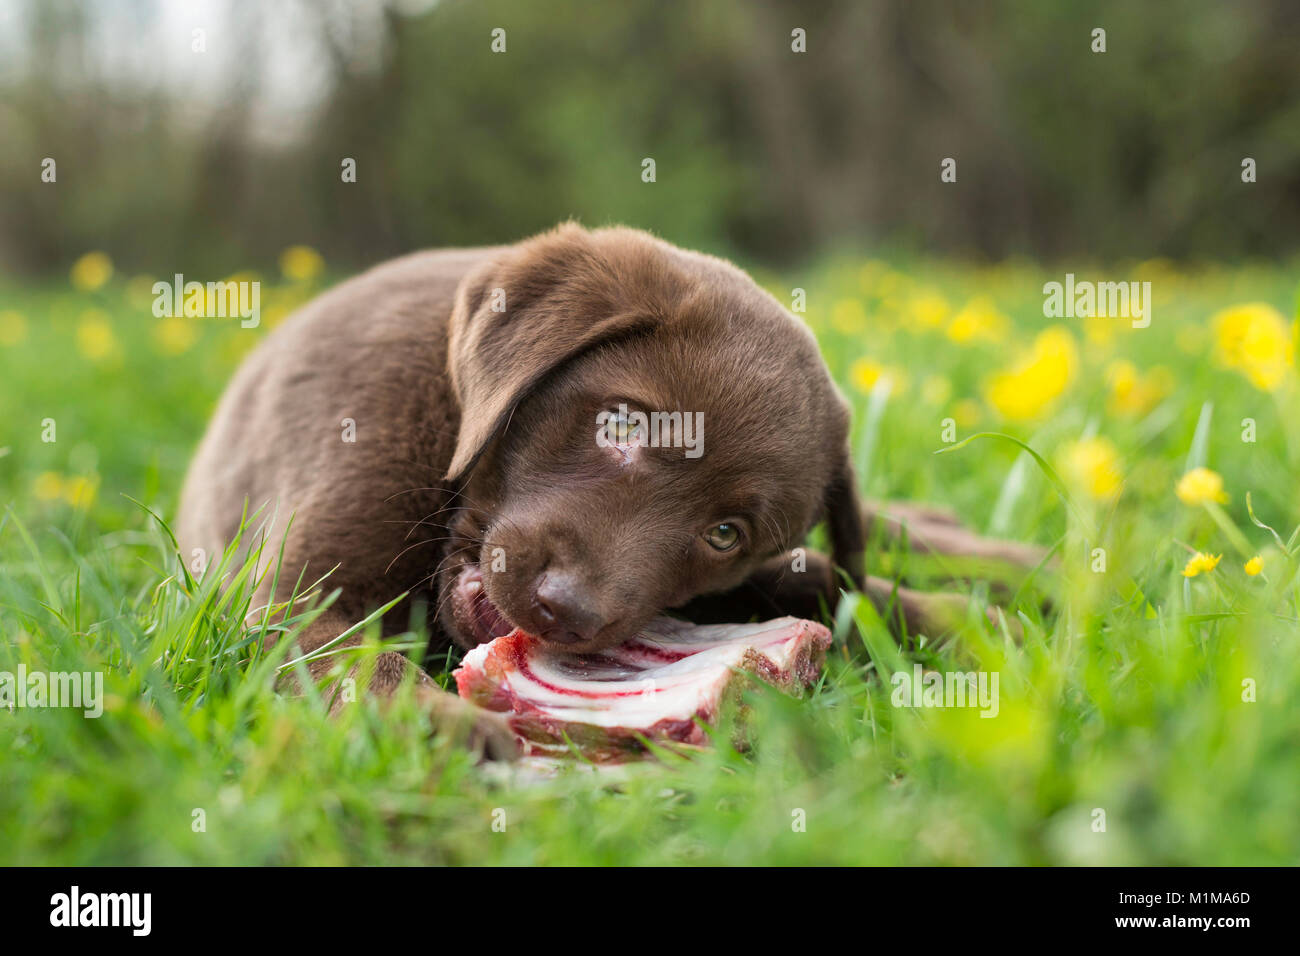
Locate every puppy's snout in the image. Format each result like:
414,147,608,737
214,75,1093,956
533,571,606,645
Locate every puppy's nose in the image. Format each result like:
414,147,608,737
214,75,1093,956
533,572,606,645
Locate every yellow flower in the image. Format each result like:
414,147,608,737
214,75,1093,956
75,310,118,362
1244,555,1263,576
908,292,950,330
33,472,64,501
831,298,868,335
1105,360,1171,416
1175,467,1228,506
280,245,325,282
0,310,28,346
34,472,96,509
154,315,198,356
1211,302,1295,391
1059,436,1123,501
985,326,1078,421
62,475,97,510
946,297,1009,345
70,251,114,291
1182,552,1221,577
849,357,907,396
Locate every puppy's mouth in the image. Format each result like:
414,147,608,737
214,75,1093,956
449,564,517,647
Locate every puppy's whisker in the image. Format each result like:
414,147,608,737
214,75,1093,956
419,544,486,620
383,486,448,502
420,548,480,603
383,534,477,576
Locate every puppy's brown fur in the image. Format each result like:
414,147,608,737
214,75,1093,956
178,224,863,750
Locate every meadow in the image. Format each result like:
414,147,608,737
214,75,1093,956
1,248,1297,865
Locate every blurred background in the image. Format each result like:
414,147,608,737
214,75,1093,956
3,0,1300,277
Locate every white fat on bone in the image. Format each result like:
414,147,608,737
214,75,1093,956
454,615,832,759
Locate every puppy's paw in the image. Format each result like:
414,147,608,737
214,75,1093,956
416,683,520,762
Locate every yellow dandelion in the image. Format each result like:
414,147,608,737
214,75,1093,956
0,310,28,347
1182,552,1221,577
1175,467,1228,506
154,315,198,356
75,310,118,362
33,471,65,501
1244,555,1263,576
280,245,325,282
1105,358,1138,395
70,251,114,292
946,297,1009,345
62,475,98,510
1105,360,1171,416
985,326,1078,421
849,357,907,396
831,298,868,336
1059,436,1123,501
1211,302,1295,392
908,292,950,330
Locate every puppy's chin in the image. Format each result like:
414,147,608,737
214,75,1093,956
446,564,517,648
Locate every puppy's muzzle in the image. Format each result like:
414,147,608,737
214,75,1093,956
532,570,608,645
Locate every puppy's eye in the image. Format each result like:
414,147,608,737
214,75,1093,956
703,523,740,552
604,409,643,446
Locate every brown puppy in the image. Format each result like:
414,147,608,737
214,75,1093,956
177,224,863,747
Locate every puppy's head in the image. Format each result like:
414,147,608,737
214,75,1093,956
439,224,862,652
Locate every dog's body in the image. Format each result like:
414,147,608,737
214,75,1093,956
178,225,866,748
179,244,488,634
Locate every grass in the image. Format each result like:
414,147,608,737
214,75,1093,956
1,253,1298,865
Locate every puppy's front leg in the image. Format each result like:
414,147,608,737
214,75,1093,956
282,606,519,760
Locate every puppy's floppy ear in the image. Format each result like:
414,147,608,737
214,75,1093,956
824,439,865,594
444,225,657,483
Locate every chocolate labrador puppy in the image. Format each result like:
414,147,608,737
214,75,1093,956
178,223,865,749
